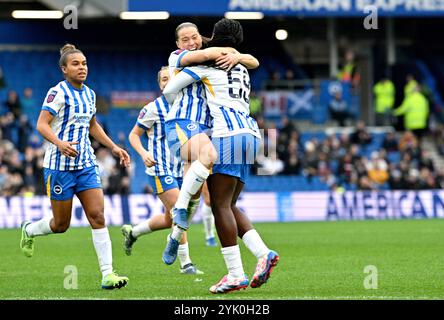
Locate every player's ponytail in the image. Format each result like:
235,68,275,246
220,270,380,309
59,43,83,67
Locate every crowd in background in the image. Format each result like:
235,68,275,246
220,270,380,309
252,114,444,191
1,51,444,195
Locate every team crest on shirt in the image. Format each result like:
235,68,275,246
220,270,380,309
46,90,57,103
138,108,147,119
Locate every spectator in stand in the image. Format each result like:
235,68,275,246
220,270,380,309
338,133,351,155
337,153,354,185
95,148,116,192
280,115,298,138
302,140,319,182
350,121,372,146
17,115,33,153
367,152,389,187
317,151,334,184
328,90,350,127
5,90,22,119
285,69,295,81
398,131,421,161
0,112,15,142
382,131,399,152
358,176,374,191
282,139,301,175
21,88,36,117
337,50,360,88
406,169,422,190
0,164,9,195
388,167,403,190
419,150,434,172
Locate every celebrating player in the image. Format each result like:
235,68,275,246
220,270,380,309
19,44,130,290
163,22,259,264
163,19,279,294
122,66,203,275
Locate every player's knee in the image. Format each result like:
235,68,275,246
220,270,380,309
212,204,230,217
163,215,172,228
89,210,105,227
207,144,218,164
53,221,70,233
199,145,217,167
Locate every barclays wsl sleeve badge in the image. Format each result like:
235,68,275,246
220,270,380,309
138,108,147,119
47,90,58,103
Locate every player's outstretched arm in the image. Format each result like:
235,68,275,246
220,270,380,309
89,116,130,167
128,125,156,168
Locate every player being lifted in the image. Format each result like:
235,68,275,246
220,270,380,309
20,44,130,290
121,66,203,275
162,22,259,264
163,19,279,294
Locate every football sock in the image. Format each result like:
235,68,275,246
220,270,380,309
187,198,201,222
175,160,209,210
91,227,113,278
242,229,270,259
201,203,215,240
221,245,245,279
171,225,184,242
131,220,152,238
178,242,192,268
25,217,53,236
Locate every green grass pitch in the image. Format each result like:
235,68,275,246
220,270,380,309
1,219,443,299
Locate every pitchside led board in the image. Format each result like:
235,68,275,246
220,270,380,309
127,0,444,17
2,191,444,228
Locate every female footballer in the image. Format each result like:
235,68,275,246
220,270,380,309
20,44,130,290
122,66,203,275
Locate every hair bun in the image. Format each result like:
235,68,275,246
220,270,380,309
60,44,76,56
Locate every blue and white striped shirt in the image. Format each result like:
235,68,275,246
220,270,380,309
137,96,183,178
165,49,212,127
41,80,97,171
163,64,261,139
